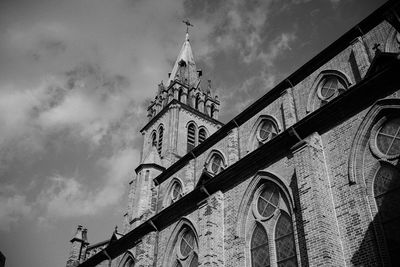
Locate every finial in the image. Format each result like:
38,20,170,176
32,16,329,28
114,225,118,234
182,18,193,38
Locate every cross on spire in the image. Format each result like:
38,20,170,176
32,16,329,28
182,18,193,34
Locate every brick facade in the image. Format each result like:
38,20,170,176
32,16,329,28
67,1,400,266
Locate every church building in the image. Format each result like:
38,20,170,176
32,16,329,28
67,0,400,266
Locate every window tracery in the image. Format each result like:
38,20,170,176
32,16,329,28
170,226,198,267
206,152,226,175
254,118,278,149
306,70,351,113
245,180,298,267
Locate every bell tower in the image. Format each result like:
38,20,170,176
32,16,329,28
123,22,223,232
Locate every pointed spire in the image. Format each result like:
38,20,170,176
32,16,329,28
167,20,198,87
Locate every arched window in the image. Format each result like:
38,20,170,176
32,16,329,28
195,94,200,110
374,164,400,265
198,128,207,144
375,117,400,158
251,224,270,267
169,226,198,267
170,181,183,203
317,76,346,101
244,179,298,267
151,132,157,147
307,71,350,113
275,212,297,266
187,123,196,152
206,152,225,175
158,126,164,155
124,257,135,267
118,253,135,267
252,118,278,150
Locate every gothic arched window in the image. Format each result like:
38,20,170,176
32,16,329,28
151,131,157,147
375,117,400,158
170,226,198,267
275,212,297,266
198,128,207,144
307,70,350,113
251,224,270,267
187,123,196,152
170,180,183,204
158,126,164,155
206,152,226,175
374,163,400,265
245,179,298,267
118,253,135,267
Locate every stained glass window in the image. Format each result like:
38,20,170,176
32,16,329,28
257,184,280,218
180,230,195,258
251,224,270,267
374,164,400,265
259,121,277,142
187,124,196,152
275,212,297,267
376,118,400,157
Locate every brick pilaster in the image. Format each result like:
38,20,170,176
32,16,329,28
292,132,345,266
198,191,225,266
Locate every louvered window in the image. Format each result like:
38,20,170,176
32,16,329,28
275,212,297,267
187,124,196,152
251,224,270,267
198,128,207,144
158,126,163,155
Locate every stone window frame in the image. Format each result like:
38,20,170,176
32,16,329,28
236,172,299,267
198,127,208,144
162,218,199,267
163,177,185,208
384,27,400,53
186,121,198,152
248,115,281,153
348,99,400,265
118,251,135,267
306,69,351,113
369,116,400,160
204,150,227,175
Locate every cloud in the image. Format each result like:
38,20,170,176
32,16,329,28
38,148,139,220
0,194,32,231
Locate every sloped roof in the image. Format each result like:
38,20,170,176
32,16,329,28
141,145,162,165
167,33,198,87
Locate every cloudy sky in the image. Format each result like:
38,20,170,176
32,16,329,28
0,0,386,266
